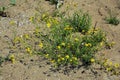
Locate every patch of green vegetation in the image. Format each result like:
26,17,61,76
10,0,16,6
1,0,118,75
106,10,119,25
0,7,6,12
67,11,91,33
106,17,119,25
12,10,108,67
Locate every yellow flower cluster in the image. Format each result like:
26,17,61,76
47,22,51,28
41,13,48,21
64,25,73,30
85,43,92,47
50,59,55,63
86,28,99,34
100,41,104,47
103,59,120,73
114,63,119,68
26,47,32,55
42,13,59,28
9,54,15,63
39,42,43,48
74,38,79,41
23,34,29,39
45,54,49,58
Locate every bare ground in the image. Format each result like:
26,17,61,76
0,0,120,80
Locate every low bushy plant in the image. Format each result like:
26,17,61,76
12,10,107,67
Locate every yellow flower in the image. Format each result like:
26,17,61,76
90,58,95,63
64,27,67,30
64,25,73,30
26,47,32,55
61,42,65,46
109,62,113,66
100,42,104,46
61,57,65,61
70,59,72,62
103,62,108,67
11,58,15,63
9,20,15,25
57,46,61,49
9,54,15,59
85,43,89,47
42,14,46,19
87,30,91,34
66,55,69,59
26,47,31,52
73,57,77,61
24,34,29,39
45,54,49,58
9,54,15,63
85,43,92,47
88,43,92,47
57,59,61,62
114,63,119,68
47,22,51,28
51,59,55,63
82,30,85,33
106,67,112,71
29,16,34,22
39,42,43,48
74,38,79,41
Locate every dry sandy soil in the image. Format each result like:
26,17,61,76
0,0,120,80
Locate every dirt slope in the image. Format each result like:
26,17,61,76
0,0,120,80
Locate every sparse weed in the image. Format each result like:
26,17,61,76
106,10,119,25
0,6,7,17
0,56,4,66
106,16,119,25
